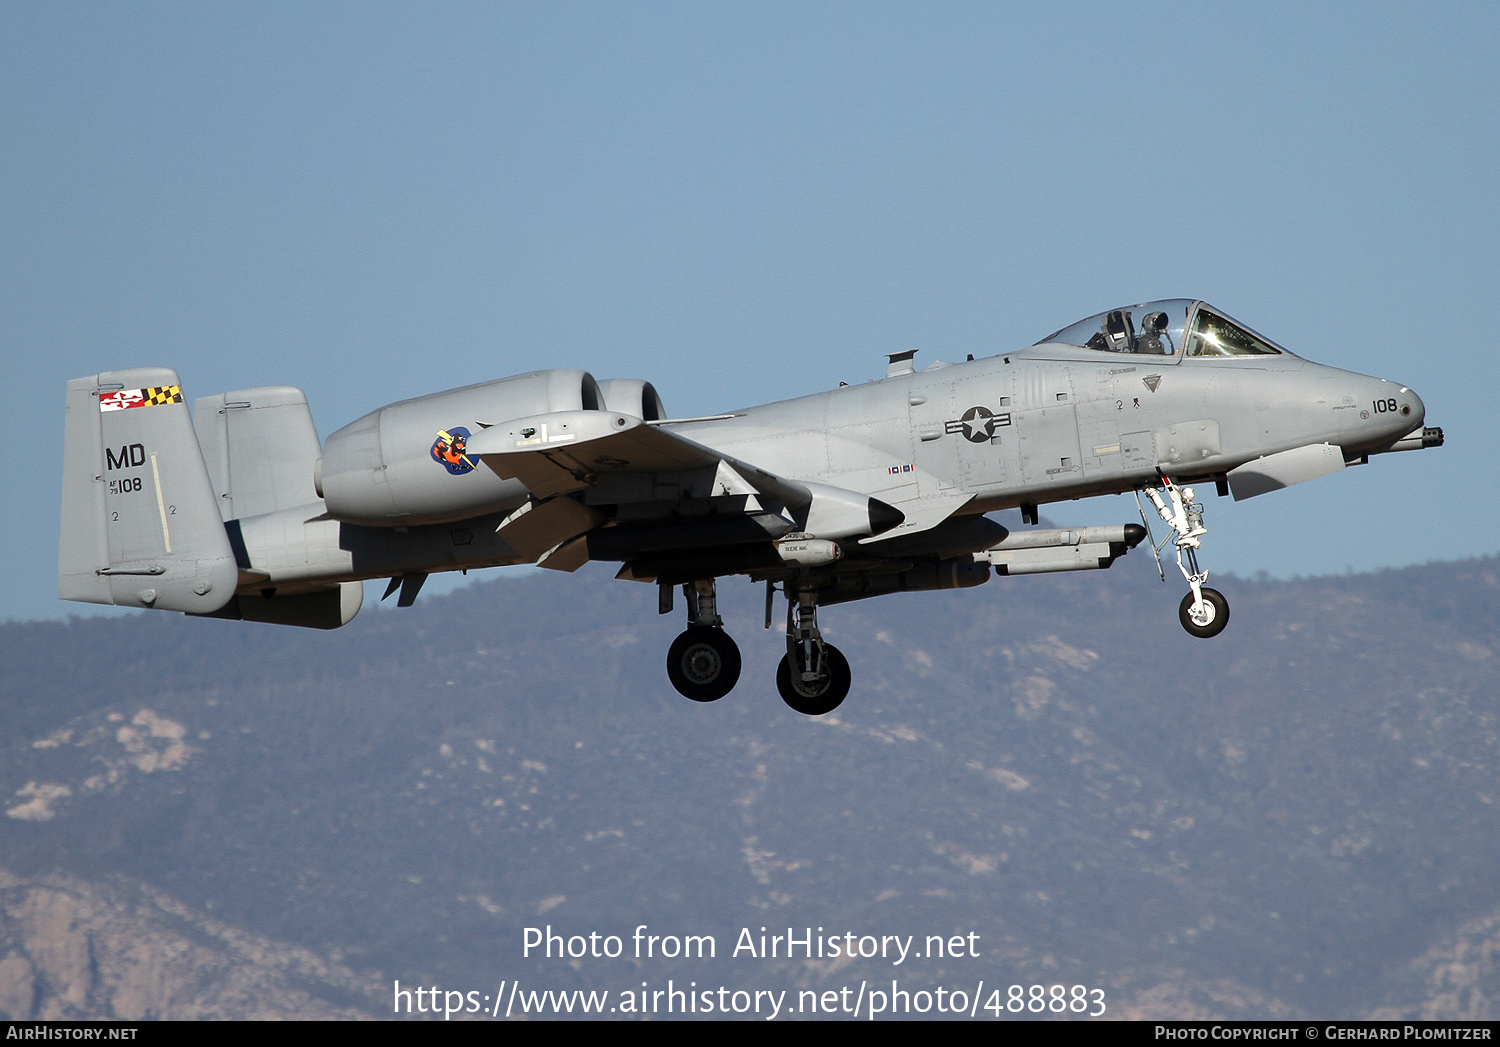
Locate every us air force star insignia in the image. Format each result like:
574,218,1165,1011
1143,374,1162,392
959,405,995,442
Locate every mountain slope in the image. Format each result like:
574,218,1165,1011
3,550,1498,1018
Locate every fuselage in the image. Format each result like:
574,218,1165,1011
231,300,1429,592
675,341,1424,514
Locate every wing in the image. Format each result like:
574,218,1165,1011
464,412,789,572
466,410,802,503
465,411,937,576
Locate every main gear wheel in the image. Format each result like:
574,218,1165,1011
666,626,741,702
776,643,851,715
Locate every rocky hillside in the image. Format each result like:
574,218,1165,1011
2,544,1498,1019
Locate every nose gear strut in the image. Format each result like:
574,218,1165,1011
1138,477,1230,638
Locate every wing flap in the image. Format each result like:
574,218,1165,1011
495,494,603,562
469,410,815,506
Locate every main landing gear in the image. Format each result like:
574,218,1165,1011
776,590,850,716
661,578,850,715
1140,478,1230,638
665,579,742,702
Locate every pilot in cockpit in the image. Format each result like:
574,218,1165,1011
1036,299,1192,357
1136,311,1174,355
1080,308,1175,355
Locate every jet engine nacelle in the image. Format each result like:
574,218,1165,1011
319,369,608,526
596,378,667,422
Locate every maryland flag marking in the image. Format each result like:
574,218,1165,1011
99,386,184,412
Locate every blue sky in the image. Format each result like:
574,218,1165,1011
5,1,1497,620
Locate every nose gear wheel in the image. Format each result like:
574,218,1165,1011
1178,587,1229,638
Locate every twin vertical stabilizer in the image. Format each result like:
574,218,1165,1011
60,372,362,629
59,369,238,613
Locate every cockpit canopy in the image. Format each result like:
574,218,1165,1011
1036,299,1288,358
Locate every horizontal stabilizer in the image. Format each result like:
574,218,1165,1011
197,581,362,629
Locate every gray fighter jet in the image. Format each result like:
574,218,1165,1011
59,299,1441,714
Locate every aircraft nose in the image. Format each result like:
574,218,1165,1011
1382,380,1425,429
1403,386,1426,428
1362,377,1425,442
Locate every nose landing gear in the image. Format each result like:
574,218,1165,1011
1179,587,1229,637
1141,478,1230,638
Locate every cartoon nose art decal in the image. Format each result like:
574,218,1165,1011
431,427,476,475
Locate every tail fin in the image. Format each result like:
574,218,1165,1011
192,386,323,520
59,369,238,614
189,384,363,629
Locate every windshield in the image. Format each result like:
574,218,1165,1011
1183,307,1284,357
1036,299,1192,356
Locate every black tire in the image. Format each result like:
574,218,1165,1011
666,627,741,702
776,643,852,715
1179,587,1230,638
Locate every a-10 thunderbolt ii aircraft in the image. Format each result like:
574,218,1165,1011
60,299,1441,714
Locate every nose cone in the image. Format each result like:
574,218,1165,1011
1377,379,1425,431
1305,363,1429,453
1357,376,1426,449
1403,386,1427,429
